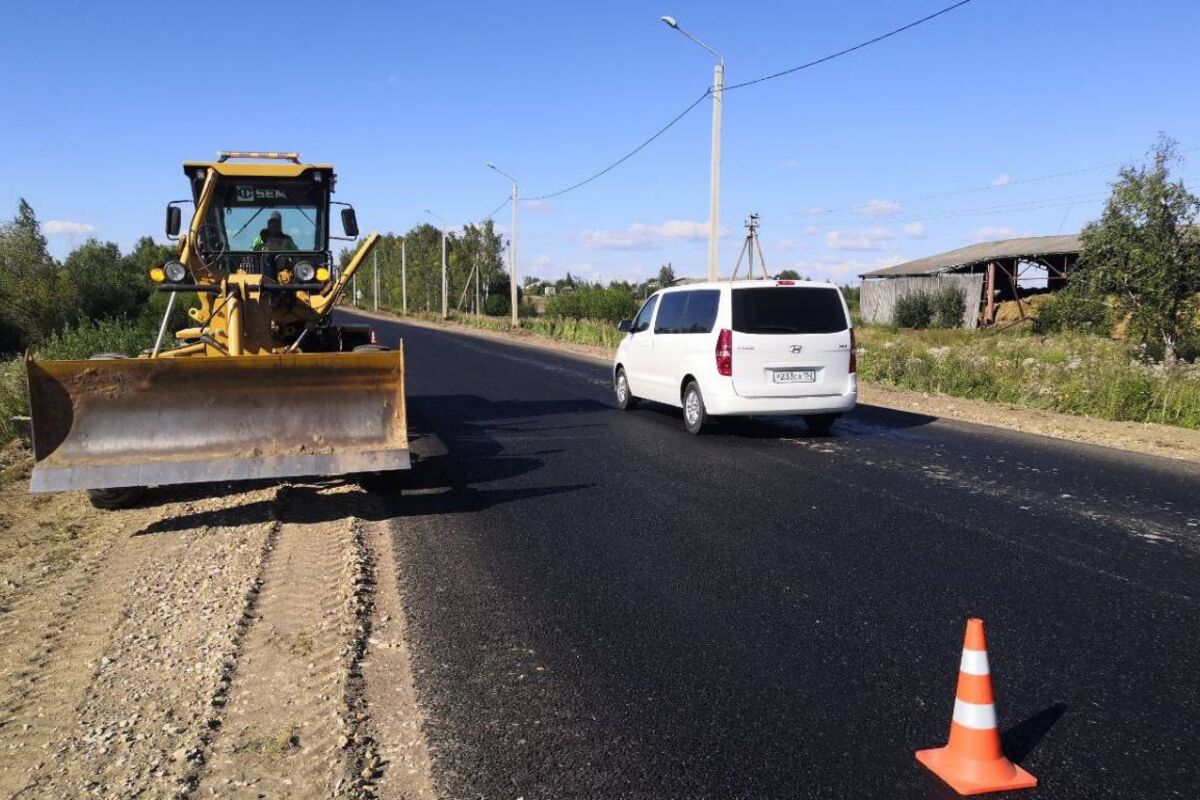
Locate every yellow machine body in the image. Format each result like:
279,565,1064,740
26,153,408,492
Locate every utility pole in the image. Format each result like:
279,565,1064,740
486,163,520,327
401,238,407,315
662,16,724,280
425,210,449,319
372,249,378,311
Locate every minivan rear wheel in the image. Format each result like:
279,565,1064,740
614,367,638,410
804,413,837,436
683,381,708,434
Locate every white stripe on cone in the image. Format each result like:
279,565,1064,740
959,648,990,676
952,699,998,730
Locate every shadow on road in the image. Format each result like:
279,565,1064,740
133,393,599,531
1001,703,1067,763
624,398,939,441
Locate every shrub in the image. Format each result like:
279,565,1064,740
38,317,156,360
931,285,966,329
894,292,934,328
545,285,638,323
1033,290,1111,335
0,359,26,446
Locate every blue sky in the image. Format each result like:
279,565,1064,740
2,0,1197,284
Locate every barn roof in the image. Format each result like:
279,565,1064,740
861,234,1082,278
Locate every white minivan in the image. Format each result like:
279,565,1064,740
613,280,856,434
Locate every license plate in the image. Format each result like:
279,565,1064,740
773,369,816,384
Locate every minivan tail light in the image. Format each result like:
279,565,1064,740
849,328,857,374
716,328,733,376
776,280,795,286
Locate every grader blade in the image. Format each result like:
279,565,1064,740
26,348,408,492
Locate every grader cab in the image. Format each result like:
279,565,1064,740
26,152,409,506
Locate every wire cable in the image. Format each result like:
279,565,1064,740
483,195,511,221
809,146,1200,218
524,89,712,201
724,0,977,92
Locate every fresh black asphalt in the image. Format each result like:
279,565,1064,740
354,313,1200,800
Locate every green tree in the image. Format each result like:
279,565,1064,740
775,269,802,280
0,199,74,349
63,238,151,322
1077,136,1200,361
657,263,676,287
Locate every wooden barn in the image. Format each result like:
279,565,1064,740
859,234,1081,329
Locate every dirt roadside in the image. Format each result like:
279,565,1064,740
352,308,1200,464
0,443,436,800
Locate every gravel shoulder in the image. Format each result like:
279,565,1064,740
0,448,434,800
350,309,1200,464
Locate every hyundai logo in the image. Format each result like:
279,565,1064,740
789,344,804,354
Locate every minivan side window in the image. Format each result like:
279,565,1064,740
654,290,721,334
731,287,848,334
632,294,659,333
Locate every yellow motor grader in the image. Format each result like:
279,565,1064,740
25,152,408,507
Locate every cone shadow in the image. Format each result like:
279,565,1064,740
1002,703,1067,763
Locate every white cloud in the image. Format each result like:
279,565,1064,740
523,199,558,213
776,238,803,251
858,199,901,216
902,222,926,238
802,225,822,236
825,227,894,252
42,220,94,237
534,254,553,268
780,158,801,169
991,174,1012,187
582,219,714,249
803,207,828,216
968,225,1017,243
783,254,904,283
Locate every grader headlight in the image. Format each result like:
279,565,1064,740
164,260,187,282
294,261,316,282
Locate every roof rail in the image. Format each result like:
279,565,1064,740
216,151,302,163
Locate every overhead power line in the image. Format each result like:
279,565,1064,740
809,146,1200,218
518,2,978,202
524,89,712,201
483,195,511,221
724,0,977,92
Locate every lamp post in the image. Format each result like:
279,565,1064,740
424,210,449,319
661,14,723,281
486,162,520,327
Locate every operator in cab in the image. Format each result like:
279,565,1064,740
252,210,298,251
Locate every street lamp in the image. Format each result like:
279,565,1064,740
662,14,723,281
424,209,448,319
485,162,520,327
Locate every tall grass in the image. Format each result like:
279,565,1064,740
857,326,1200,428
1,318,158,446
402,309,627,348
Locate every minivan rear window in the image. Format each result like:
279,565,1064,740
654,290,720,334
731,287,848,335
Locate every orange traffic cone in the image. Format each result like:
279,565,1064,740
915,618,1037,795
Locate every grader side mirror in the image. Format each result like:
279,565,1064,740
341,208,359,238
165,205,182,238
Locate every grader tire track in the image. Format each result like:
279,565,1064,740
4,486,282,799
1,473,437,800
0,510,155,793
195,485,376,799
